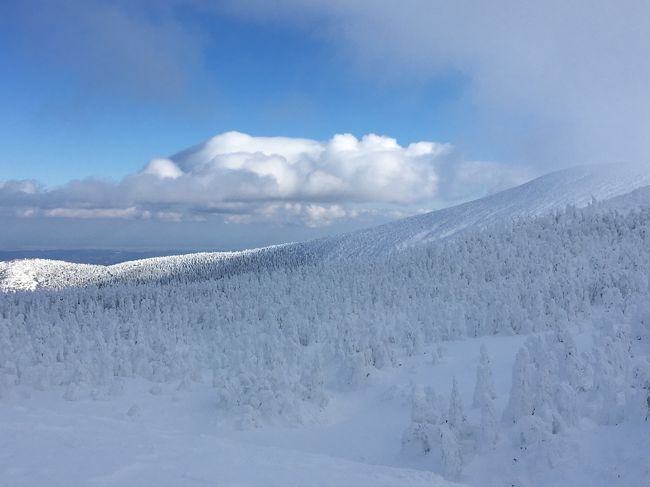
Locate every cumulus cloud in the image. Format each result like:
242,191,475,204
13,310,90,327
142,159,184,179
0,132,527,227
170,131,452,204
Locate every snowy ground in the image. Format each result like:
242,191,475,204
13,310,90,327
3,332,646,486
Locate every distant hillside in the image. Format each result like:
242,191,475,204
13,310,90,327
2,163,649,292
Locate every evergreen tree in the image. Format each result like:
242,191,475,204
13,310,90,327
473,344,496,408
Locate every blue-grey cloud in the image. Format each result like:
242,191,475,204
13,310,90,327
3,0,206,98
217,0,650,168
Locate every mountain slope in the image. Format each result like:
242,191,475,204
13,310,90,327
4,115,650,487
0,245,303,291
2,163,649,291
314,163,650,258
4,190,650,485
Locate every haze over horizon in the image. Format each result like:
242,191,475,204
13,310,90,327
1,0,649,250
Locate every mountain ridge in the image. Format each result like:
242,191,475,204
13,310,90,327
2,163,649,291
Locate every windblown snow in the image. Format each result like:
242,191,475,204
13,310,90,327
2,164,650,486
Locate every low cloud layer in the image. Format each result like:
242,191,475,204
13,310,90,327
0,132,527,228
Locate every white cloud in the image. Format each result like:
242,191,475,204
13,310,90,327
0,131,528,226
142,159,184,179
43,207,144,219
303,204,347,227
168,131,454,204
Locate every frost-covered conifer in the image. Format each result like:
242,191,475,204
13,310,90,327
504,347,533,424
473,344,496,408
478,394,498,452
437,424,463,480
553,382,578,429
448,377,466,430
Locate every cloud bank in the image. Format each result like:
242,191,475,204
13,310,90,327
219,0,650,168
0,132,527,228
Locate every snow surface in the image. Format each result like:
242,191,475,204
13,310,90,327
2,331,648,486
0,379,463,487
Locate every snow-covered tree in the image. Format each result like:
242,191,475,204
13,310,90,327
477,394,498,452
473,344,496,408
504,347,534,424
448,377,466,431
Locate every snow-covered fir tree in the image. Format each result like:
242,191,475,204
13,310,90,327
473,344,496,409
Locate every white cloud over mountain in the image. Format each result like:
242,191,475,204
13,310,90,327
0,132,528,227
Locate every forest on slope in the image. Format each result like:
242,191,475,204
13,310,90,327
2,196,650,484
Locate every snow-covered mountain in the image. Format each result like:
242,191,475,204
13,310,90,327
4,186,650,485
315,162,650,257
2,163,649,292
3,163,650,486
0,245,302,291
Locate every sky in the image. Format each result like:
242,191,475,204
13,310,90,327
1,0,649,250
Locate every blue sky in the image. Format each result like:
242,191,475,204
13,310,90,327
0,0,648,250
0,3,469,185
